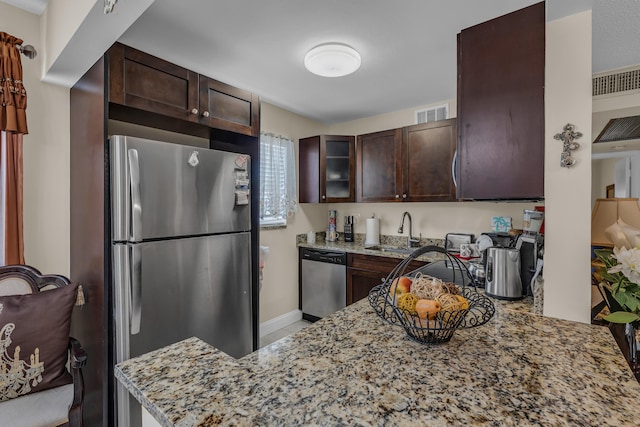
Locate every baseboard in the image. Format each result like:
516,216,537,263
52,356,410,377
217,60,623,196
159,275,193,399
260,309,302,337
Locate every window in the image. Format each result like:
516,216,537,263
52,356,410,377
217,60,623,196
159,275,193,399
259,133,297,226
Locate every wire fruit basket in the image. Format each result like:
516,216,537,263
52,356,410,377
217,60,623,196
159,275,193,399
368,245,495,344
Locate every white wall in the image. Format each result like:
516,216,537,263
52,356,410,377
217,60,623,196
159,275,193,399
258,103,328,322
592,157,617,205
0,2,71,275
543,10,593,323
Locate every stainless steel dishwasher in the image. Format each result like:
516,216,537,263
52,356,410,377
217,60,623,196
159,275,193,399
300,248,346,321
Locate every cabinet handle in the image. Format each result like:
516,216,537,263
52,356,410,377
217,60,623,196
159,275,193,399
395,194,400,199
190,108,199,115
202,111,210,118
322,195,326,200
452,150,458,189
402,194,407,199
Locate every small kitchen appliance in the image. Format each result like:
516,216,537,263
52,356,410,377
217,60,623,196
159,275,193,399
467,259,486,287
484,247,523,300
516,233,544,296
523,209,544,235
344,216,354,242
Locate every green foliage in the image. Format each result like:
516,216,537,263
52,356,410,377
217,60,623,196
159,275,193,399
595,248,640,324
603,311,640,324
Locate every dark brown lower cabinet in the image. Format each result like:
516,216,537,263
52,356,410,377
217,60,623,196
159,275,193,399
347,253,426,305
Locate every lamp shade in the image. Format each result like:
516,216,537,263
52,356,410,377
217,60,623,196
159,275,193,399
591,198,640,247
304,43,361,77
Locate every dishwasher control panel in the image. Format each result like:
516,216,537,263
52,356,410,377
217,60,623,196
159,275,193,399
301,249,346,264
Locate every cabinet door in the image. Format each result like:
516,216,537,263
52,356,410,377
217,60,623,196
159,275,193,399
403,119,457,202
347,253,426,305
357,129,403,202
299,135,355,203
198,76,260,136
323,135,356,202
299,136,321,203
347,267,386,305
108,43,199,123
457,2,544,200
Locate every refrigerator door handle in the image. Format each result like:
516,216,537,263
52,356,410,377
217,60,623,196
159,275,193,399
130,244,142,335
128,148,143,243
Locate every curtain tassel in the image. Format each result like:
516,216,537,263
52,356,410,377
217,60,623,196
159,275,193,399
75,284,86,307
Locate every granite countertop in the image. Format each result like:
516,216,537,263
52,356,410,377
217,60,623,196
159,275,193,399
116,297,640,426
296,233,450,263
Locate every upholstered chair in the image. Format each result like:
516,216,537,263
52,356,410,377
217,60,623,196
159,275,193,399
0,265,86,427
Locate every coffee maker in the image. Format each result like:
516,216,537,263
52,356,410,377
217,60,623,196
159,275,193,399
516,209,545,296
516,233,544,296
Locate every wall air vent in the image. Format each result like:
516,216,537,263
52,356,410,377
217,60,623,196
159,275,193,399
593,66,640,96
415,104,448,124
593,115,640,143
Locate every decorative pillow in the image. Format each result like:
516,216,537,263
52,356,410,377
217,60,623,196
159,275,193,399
0,282,78,401
618,218,640,248
604,222,632,249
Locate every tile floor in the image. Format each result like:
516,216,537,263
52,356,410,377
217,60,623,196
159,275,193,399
260,320,311,348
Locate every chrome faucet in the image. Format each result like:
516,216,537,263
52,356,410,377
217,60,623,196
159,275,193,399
398,211,421,248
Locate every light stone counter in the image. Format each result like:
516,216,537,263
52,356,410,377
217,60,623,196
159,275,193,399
116,297,640,426
296,232,447,263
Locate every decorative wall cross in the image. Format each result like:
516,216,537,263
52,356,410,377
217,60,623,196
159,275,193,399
554,123,582,168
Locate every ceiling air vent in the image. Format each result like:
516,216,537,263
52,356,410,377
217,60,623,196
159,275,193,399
593,67,640,96
593,115,640,143
415,104,448,124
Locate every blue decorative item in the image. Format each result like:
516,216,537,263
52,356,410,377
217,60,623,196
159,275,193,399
492,216,512,233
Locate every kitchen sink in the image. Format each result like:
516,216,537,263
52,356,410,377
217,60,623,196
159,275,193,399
365,245,415,255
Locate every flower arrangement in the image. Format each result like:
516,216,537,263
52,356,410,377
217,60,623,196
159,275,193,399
595,247,640,323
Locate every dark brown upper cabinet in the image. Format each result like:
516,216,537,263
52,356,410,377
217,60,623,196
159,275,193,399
356,128,403,202
108,43,199,124
198,75,260,137
402,119,457,202
357,120,457,202
299,135,356,203
107,43,260,137
456,2,545,200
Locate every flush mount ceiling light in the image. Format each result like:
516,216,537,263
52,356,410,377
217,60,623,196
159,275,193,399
304,43,361,77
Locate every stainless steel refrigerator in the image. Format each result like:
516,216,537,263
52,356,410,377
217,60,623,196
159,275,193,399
110,135,253,426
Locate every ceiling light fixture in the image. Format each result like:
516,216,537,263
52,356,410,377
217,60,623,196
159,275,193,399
304,43,361,77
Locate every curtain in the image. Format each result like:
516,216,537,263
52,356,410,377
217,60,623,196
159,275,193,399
259,133,297,225
0,32,28,266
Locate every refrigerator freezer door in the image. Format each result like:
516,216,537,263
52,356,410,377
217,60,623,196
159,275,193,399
115,233,253,361
111,135,251,242
114,232,252,427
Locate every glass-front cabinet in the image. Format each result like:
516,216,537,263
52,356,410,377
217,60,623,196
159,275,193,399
299,135,355,203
